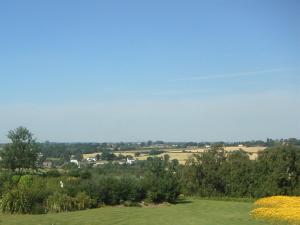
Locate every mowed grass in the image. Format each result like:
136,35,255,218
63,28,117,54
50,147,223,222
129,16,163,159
0,199,268,225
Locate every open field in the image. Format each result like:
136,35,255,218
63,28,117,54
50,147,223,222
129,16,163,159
83,146,266,164
0,199,268,225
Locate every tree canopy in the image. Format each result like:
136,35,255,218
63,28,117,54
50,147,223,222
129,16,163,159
0,127,39,173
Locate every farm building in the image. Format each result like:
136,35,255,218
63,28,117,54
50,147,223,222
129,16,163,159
42,160,53,168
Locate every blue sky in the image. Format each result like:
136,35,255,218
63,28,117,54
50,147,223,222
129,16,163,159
0,0,299,142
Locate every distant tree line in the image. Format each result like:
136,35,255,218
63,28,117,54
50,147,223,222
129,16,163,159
2,134,297,164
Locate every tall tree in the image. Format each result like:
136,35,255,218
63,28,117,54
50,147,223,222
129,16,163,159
0,127,39,173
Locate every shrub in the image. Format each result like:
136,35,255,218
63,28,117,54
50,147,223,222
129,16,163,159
79,179,99,203
80,170,91,179
44,191,93,213
0,187,33,214
11,175,21,184
118,176,145,202
97,176,120,205
0,172,12,195
44,192,74,213
74,192,93,210
18,175,33,188
63,162,79,170
142,157,180,203
68,169,80,177
149,149,164,155
46,169,61,177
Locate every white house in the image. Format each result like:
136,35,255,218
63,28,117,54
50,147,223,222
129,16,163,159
70,159,79,166
86,157,96,163
126,158,136,165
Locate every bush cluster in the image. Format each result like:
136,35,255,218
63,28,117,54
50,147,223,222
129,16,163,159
0,157,180,214
181,144,300,198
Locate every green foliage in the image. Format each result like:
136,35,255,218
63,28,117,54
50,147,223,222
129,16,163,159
253,144,300,196
96,176,123,205
143,157,180,203
0,187,33,214
221,150,254,197
181,146,227,196
68,169,81,177
100,149,117,161
46,169,61,177
95,154,101,161
0,172,13,195
74,192,93,210
148,149,164,155
118,176,145,202
80,170,91,179
0,127,39,173
63,162,79,170
45,191,93,213
18,175,34,188
1,137,299,216
45,192,74,213
181,144,300,198
11,175,21,185
80,175,145,205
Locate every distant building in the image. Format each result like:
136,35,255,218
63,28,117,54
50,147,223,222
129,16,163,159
42,160,53,168
70,159,79,166
126,158,136,165
86,157,96,163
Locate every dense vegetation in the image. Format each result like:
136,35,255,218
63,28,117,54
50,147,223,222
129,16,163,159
181,144,300,197
0,127,299,214
0,160,180,213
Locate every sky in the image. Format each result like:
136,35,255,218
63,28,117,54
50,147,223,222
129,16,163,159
0,0,299,142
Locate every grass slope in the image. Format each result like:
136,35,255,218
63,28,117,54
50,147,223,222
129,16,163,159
0,199,268,225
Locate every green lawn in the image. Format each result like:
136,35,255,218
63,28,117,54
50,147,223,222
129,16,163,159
0,199,268,225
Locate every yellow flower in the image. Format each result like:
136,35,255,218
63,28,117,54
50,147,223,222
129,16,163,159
251,196,300,225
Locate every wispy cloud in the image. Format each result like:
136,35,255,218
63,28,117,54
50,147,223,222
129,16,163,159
172,68,298,81
150,89,216,96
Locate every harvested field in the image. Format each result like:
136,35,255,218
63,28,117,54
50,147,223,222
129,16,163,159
83,146,266,164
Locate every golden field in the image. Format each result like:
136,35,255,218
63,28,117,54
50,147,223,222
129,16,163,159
83,146,265,164
251,196,300,225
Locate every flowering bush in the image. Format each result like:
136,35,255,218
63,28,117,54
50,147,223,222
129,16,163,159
251,196,300,225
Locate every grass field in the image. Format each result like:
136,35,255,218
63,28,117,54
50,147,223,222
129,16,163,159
0,199,268,225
